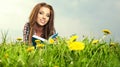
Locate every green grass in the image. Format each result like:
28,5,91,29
0,35,120,67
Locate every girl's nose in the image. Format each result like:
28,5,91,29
42,15,46,19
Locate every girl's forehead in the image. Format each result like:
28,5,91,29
39,7,50,13
40,6,50,10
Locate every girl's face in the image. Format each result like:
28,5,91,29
36,6,50,26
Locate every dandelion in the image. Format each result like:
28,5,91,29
68,41,85,51
35,40,45,48
35,40,41,43
102,29,111,35
0,60,2,62
27,46,35,52
70,61,73,64
49,38,54,44
4,53,9,58
54,66,59,67
110,42,115,46
36,44,45,48
99,29,111,42
92,39,99,44
69,35,78,42
17,37,22,41
35,40,41,45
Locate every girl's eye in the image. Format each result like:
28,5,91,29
46,14,50,17
39,12,43,14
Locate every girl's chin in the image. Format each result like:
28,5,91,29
36,22,45,27
39,23,46,26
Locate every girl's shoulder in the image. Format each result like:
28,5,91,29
24,22,30,28
25,22,30,26
24,22,30,32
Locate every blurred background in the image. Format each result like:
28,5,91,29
0,0,120,42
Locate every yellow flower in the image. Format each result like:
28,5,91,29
17,37,22,41
4,53,9,58
49,38,54,44
54,66,59,67
27,47,35,52
35,40,41,44
36,44,45,48
69,35,78,42
110,42,115,46
92,40,99,44
102,29,111,35
68,41,85,51
35,40,41,46
70,61,73,64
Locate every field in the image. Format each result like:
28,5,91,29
0,29,120,67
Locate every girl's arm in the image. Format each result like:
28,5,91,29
23,23,30,42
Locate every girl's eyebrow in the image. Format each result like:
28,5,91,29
39,10,50,15
39,10,43,12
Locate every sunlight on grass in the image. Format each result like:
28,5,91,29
0,29,120,67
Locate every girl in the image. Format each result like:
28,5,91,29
23,2,56,45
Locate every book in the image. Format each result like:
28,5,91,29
32,33,58,47
49,33,58,39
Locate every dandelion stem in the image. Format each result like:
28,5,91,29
99,35,106,42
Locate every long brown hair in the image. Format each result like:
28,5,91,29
29,2,55,44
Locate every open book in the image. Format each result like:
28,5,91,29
32,33,58,46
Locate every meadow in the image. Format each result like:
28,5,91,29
0,29,120,67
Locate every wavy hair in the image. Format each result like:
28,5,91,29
28,2,55,44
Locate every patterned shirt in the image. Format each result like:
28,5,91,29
23,22,30,42
23,22,56,42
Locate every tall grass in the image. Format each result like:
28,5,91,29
0,31,120,67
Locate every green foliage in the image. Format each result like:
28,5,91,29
0,36,120,67
1,30,8,45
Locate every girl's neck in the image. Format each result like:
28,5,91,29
34,22,44,36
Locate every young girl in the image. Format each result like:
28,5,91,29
23,2,56,45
